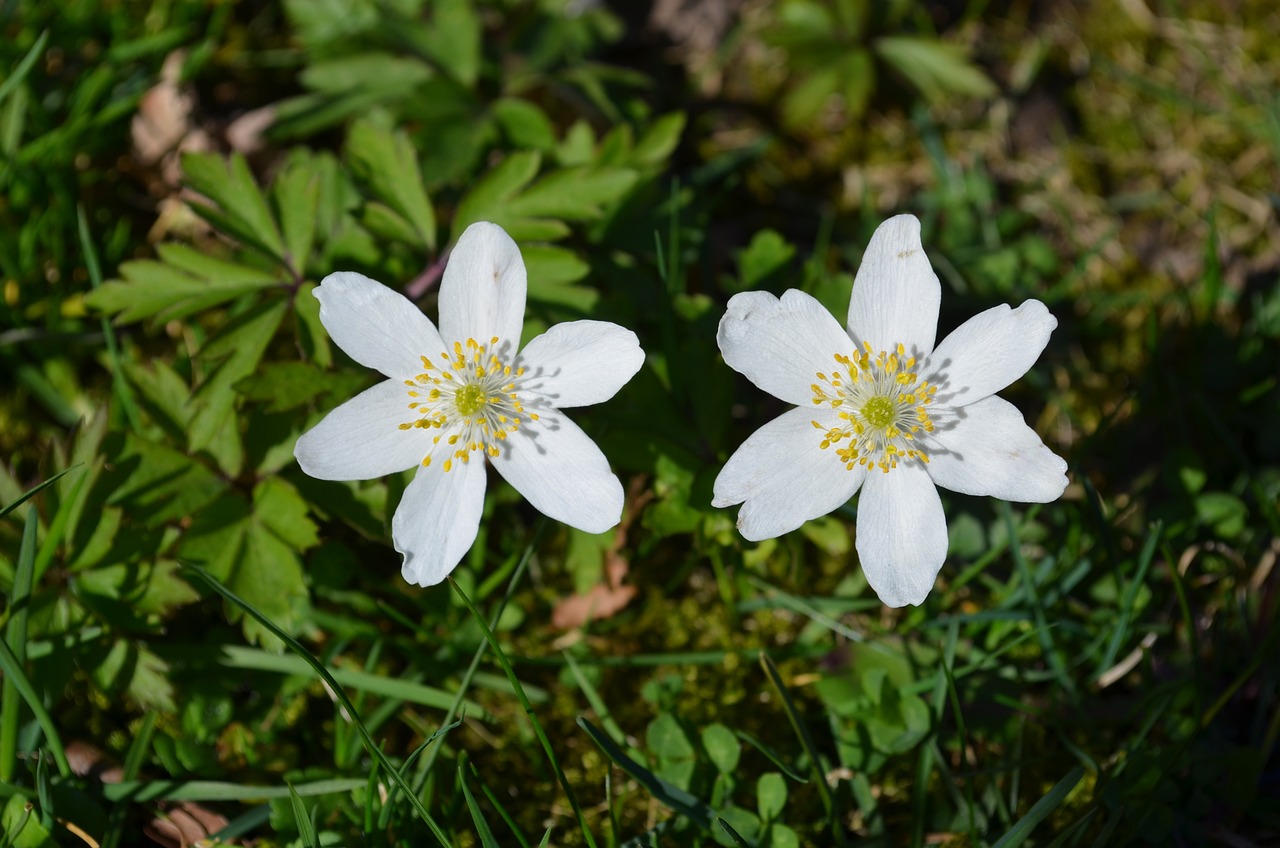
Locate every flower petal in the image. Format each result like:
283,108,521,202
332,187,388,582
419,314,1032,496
713,406,866,541
846,214,941,359
438,222,527,355
393,455,488,587
924,396,1068,502
518,320,644,408
717,289,855,406
922,300,1056,407
491,410,623,533
294,379,432,480
855,464,948,607
314,271,444,379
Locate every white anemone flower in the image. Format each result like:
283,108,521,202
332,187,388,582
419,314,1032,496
713,214,1068,607
295,222,644,587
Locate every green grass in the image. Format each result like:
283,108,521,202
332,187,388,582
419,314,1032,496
1,0,1278,845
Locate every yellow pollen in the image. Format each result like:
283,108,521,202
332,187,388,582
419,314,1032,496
812,343,935,473
397,336,532,471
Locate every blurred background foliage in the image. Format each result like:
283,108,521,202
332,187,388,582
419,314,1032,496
1,0,1278,845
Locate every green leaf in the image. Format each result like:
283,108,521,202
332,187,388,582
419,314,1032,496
124,359,193,442
492,98,556,152
419,0,481,87
647,712,695,761
255,477,320,551
91,641,176,712
874,36,997,102
735,229,795,292
840,49,875,118
452,151,542,237
702,723,741,774
107,434,228,528
274,154,322,276
188,300,287,476
1,795,55,848
300,53,432,95
632,112,686,167
347,119,437,252
756,773,787,822
87,249,281,324
178,480,313,648
783,66,840,128
505,167,638,222
234,362,367,414
181,152,287,260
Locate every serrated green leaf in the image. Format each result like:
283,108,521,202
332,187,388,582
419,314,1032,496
420,0,481,87
188,300,287,475
874,36,997,102
632,112,685,167
234,361,366,414
275,155,322,277
255,477,319,551
452,151,542,236
107,434,228,528
783,66,840,128
492,98,556,151
557,120,596,167
506,167,638,222
840,49,875,119
347,119,436,251
87,253,280,325
293,283,332,368
300,53,432,95
522,245,590,286
181,152,286,260
179,490,309,648
124,359,192,442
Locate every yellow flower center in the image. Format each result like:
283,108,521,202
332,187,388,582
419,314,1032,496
398,336,538,472
810,342,936,474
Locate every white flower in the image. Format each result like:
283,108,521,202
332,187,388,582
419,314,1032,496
713,214,1068,607
295,222,644,586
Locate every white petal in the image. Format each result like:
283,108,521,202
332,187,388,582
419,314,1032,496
717,289,855,407
846,215,941,359
713,406,866,541
855,464,948,607
393,455,488,587
490,411,623,533
518,320,644,408
315,272,444,379
294,379,431,480
924,396,1068,502
922,300,1056,407
438,222,527,355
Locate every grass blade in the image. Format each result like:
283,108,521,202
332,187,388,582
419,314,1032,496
449,575,599,848
991,766,1085,848
0,467,76,522
758,651,843,846
78,205,141,429
0,634,71,778
0,508,37,782
460,762,502,848
0,31,48,107
288,783,320,848
577,716,717,833
183,563,451,845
